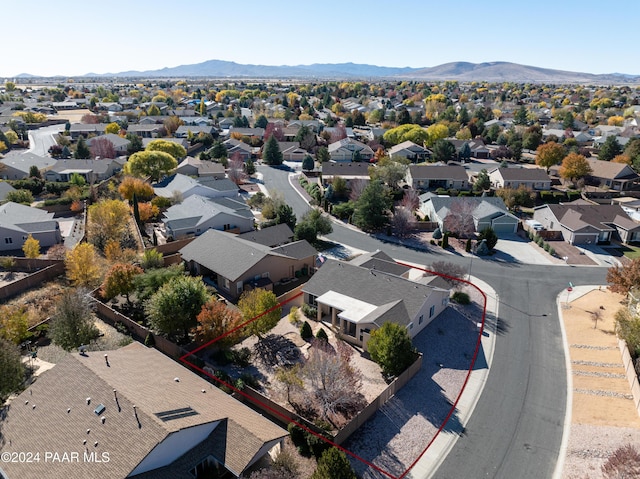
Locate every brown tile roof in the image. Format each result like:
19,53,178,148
585,158,639,180
0,343,286,479
547,204,639,232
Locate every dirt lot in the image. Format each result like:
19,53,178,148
562,289,640,478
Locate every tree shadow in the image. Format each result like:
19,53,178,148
483,249,523,266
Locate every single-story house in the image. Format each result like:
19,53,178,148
322,161,370,187
448,139,490,159
327,138,374,162
533,203,640,244
180,229,316,300
162,194,255,239
223,139,253,161
585,158,639,192
0,342,287,479
127,124,164,138
0,202,62,251
237,223,294,247
175,157,226,178
229,127,265,140
388,140,432,162
406,164,470,191
175,125,216,138
0,152,57,180
348,250,411,278
69,123,108,139
87,133,131,155
45,158,126,183
153,174,239,200
277,142,308,161
0,180,16,201
302,259,450,351
488,167,551,190
141,137,189,150
420,194,519,235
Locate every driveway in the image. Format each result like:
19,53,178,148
491,234,556,265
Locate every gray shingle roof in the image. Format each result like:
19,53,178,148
0,343,285,479
492,167,550,181
408,164,468,181
238,223,294,247
547,203,639,232
0,202,58,233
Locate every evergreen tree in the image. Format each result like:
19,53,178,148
311,448,357,479
599,136,623,162
353,180,391,232
262,135,283,165
75,136,90,159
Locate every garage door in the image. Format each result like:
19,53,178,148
492,222,518,235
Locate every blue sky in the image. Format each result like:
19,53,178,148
4,0,638,77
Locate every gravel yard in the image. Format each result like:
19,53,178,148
345,288,485,478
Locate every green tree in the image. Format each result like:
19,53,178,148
254,114,268,129
370,158,407,190
353,180,391,232
316,146,330,163
302,154,315,172
624,138,640,171
459,142,472,162
367,322,418,377
146,275,210,341
513,105,528,125
126,132,144,155
332,176,348,199
124,150,178,181
238,288,282,338
75,136,90,159
477,226,498,250
140,248,164,270
311,447,357,479
134,263,184,302
294,209,332,243
535,142,565,173
275,204,297,229
145,139,187,160
383,124,429,146
432,139,456,163
6,189,34,204
209,140,228,159
474,168,491,192
0,338,24,402
29,165,41,178
49,289,100,351
599,135,623,162
245,158,256,175
262,135,283,165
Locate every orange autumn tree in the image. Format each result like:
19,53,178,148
194,299,245,347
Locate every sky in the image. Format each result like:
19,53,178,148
4,0,639,78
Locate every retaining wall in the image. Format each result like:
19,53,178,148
619,339,640,416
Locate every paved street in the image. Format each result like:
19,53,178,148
258,164,609,479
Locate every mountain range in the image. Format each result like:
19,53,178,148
20,60,640,83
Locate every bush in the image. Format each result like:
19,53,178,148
465,238,472,252
288,423,311,456
549,247,556,256
442,232,449,248
316,327,328,342
288,306,299,324
144,333,155,347
300,321,313,340
301,303,317,319
451,291,471,304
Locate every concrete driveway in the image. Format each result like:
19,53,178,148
490,234,556,265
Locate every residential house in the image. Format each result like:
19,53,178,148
0,202,62,251
238,223,294,247
277,141,308,161
302,259,450,351
229,127,265,140
162,194,255,239
127,124,164,138
448,139,490,159
585,158,639,192
0,152,56,180
322,161,370,188
142,137,189,150
180,229,316,300
0,342,287,479
388,141,432,163
0,180,16,201
45,158,126,183
223,138,253,161
69,123,108,139
488,167,551,190
349,250,411,278
175,125,215,138
406,164,470,191
87,133,131,155
420,194,519,235
327,138,374,162
153,174,239,200
175,157,226,178
533,203,640,244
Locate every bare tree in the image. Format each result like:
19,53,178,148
443,199,477,238
330,124,347,143
348,178,367,202
391,206,416,238
89,137,116,159
302,340,365,426
430,260,467,288
400,188,420,213
602,444,640,478
227,152,247,185
590,309,602,329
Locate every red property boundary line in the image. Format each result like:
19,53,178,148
180,263,488,479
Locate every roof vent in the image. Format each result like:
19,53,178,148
94,441,98,447
32,404,36,409
94,404,106,415
86,429,90,434
174,377,180,382
100,416,106,424
86,397,91,405
25,400,29,405
67,408,71,413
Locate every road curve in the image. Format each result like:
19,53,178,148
259,164,609,479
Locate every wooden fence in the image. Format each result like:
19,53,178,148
0,261,65,301
619,339,640,417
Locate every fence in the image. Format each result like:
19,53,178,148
0,262,65,301
333,353,423,444
276,283,305,307
619,339,640,416
92,296,183,359
150,238,195,256
415,221,438,232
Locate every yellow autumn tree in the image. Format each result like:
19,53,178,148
65,243,103,287
118,176,154,202
22,234,40,259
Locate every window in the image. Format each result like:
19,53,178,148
418,315,424,325
408,322,414,331
4,238,12,244
429,305,436,318
222,278,230,290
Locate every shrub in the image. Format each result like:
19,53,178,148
549,247,556,256
301,303,317,319
288,423,311,456
288,306,299,324
316,327,328,342
144,333,155,347
465,238,472,252
300,321,313,340
442,232,449,248
451,291,471,304
430,239,436,245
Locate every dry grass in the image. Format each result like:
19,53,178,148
3,280,70,327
